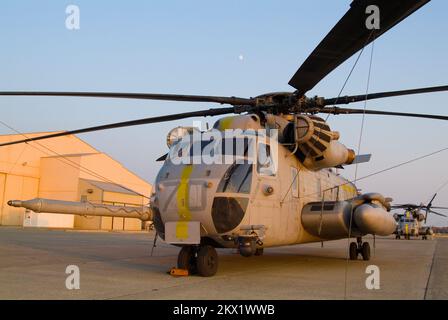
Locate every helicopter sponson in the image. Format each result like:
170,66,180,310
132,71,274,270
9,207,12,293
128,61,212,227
301,193,396,240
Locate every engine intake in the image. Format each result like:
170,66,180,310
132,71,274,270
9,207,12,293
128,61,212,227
292,115,355,170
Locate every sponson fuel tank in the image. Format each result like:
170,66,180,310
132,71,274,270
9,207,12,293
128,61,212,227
301,193,396,240
8,198,153,221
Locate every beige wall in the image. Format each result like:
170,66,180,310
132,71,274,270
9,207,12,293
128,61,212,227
0,133,97,179
79,154,152,198
74,178,146,231
1,174,39,226
74,179,103,230
103,191,144,231
0,132,152,230
0,173,5,224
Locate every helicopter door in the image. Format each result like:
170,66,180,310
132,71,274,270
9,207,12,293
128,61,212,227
250,143,281,242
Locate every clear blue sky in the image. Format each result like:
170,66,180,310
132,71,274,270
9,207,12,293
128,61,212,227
1,1,448,225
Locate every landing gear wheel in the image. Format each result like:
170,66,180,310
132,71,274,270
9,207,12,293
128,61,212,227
395,235,400,240
361,242,371,261
196,245,218,277
422,235,427,240
177,246,197,275
254,248,264,256
349,242,358,260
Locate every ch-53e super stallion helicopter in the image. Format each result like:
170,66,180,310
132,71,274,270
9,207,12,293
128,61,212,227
391,194,448,240
2,0,448,277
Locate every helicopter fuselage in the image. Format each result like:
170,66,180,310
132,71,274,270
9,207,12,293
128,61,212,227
151,121,388,251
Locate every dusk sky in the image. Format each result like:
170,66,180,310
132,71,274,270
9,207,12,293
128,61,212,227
1,1,448,225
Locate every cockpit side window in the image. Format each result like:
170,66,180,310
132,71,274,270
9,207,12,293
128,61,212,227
217,163,252,194
168,136,252,164
257,143,276,176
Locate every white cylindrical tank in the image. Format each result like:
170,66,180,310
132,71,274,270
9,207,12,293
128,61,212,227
353,204,397,236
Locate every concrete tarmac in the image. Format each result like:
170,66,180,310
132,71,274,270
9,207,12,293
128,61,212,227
0,227,446,300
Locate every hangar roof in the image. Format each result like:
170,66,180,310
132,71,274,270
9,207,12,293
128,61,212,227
81,178,139,195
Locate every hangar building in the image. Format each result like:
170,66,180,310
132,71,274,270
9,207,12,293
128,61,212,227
0,132,152,231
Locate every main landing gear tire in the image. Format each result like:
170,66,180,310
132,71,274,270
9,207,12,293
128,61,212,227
177,246,198,275
395,235,400,240
349,242,358,260
254,248,264,256
349,237,371,261
361,242,371,261
196,245,218,277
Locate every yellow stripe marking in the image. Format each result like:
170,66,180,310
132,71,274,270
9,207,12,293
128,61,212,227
219,117,234,130
176,165,194,239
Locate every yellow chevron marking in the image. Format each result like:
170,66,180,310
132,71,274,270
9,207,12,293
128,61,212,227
176,165,194,239
341,183,356,196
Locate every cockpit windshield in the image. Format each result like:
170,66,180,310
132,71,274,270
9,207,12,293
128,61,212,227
168,136,254,164
217,163,252,194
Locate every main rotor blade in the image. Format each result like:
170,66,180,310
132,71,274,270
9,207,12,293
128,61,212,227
391,205,419,209
0,91,255,106
0,106,250,148
427,193,438,209
429,210,448,218
431,206,448,210
317,107,448,121
324,85,448,105
288,0,430,95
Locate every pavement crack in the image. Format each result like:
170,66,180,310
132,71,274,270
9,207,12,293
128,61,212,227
423,238,438,300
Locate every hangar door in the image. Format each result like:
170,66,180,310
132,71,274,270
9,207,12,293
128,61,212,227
0,174,6,225
0,174,39,226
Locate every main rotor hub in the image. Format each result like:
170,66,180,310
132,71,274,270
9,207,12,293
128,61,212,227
254,92,326,113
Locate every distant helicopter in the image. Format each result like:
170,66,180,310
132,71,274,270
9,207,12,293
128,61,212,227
3,0,448,277
391,194,448,240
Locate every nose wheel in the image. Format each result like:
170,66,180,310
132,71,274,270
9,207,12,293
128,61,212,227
349,237,371,261
177,246,198,275
177,245,218,277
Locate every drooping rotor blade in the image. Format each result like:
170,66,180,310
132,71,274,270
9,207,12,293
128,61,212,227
351,154,371,164
427,193,437,207
0,106,256,148
0,91,256,106
317,107,448,121
426,193,438,221
391,205,419,209
324,85,448,106
429,210,448,218
288,0,430,95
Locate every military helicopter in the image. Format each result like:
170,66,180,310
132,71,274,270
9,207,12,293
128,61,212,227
391,194,448,240
2,0,448,277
